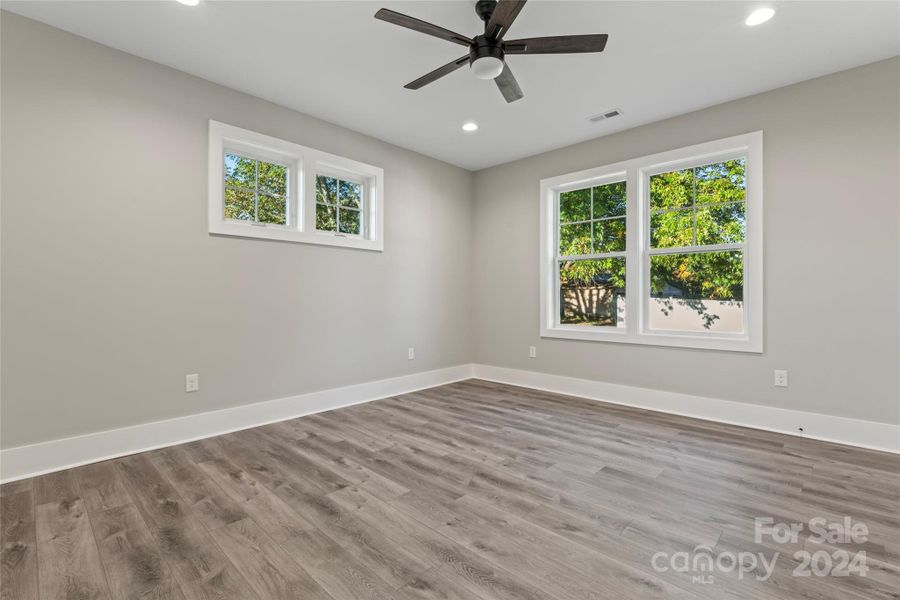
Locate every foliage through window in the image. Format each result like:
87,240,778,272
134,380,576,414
558,181,626,328
648,159,746,333
224,154,288,225
540,132,762,352
316,176,363,236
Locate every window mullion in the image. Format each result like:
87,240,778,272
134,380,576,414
291,158,300,230
303,159,316,233
626,167,640,337
589,185,595,254
648,242,744,256
335,179,341,233
692,166,697,247
224,184,257,195
253,160,259,222
559,251,626,261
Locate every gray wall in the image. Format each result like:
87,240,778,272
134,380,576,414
1,13,473,448
471,57,900,425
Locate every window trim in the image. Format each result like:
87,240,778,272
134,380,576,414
540,131,763,353
208,120,384,251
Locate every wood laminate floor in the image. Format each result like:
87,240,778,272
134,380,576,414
2,379,899,599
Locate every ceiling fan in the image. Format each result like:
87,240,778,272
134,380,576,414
374,0,608,103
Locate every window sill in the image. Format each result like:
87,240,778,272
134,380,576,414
540,325,761,353
209,221,383,251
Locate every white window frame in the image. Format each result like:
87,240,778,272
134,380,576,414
540,131,763,352
208,120,384,251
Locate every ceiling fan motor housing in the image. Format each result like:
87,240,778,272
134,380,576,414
469,35,504,63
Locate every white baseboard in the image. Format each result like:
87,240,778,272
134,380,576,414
471,364,900,454
0,364,475,483
4,362,895,483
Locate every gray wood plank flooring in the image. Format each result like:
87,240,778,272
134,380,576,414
2,379,898,599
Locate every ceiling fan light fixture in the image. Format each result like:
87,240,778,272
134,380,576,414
471,56,504,80
375,2,609,103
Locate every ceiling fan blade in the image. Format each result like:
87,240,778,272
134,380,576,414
504,34,609,54
375,8,473,47
495,63,524,103
485,0,527,41
404,55,470,90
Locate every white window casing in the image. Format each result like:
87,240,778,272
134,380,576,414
208,120,384,251
540,131,763,352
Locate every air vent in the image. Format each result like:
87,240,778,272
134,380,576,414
588,109,622,123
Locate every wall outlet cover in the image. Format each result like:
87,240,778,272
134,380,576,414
774,370,788,388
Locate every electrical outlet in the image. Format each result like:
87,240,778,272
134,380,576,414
185,373,199,393
528,346,537,358
408,347,415,360
774,370,788,388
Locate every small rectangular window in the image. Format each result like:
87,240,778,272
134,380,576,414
208,121,384,251
315,176,363,236
224,153,288,225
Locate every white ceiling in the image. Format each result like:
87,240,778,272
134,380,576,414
4,1,899,170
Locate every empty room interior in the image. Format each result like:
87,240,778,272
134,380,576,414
1,1,899,599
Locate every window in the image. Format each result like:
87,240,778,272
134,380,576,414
647,159,746,334
208,121,383,251
558,180,627,328
224,154,288,225
315,175,363,236
540,132,762,352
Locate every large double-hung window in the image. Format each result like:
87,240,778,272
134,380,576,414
540,132,763,352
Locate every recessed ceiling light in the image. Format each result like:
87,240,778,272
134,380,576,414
176,0,200,6
462,122,479,132
745,7,775,26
